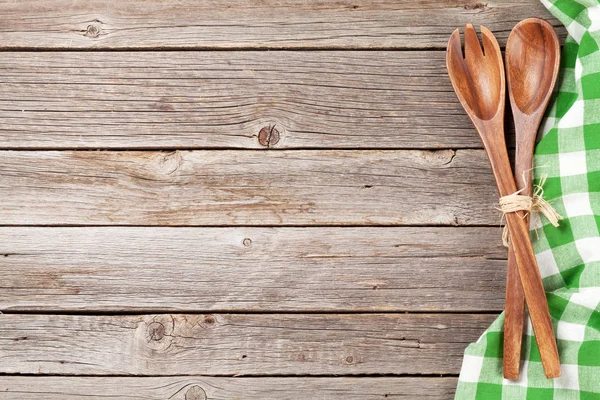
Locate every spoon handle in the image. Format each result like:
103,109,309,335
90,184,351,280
478,119,560,379
503,120,536,380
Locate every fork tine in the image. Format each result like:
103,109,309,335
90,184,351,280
480,25,501,59
446,28,465,95
446,28,463,61
464,24,484,60
448,28,462,53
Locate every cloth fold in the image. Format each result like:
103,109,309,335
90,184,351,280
455,1,600,398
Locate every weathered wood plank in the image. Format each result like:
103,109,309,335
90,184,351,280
1,51,487,149
0,227,506,312
0,376,459,399
0,313,495,375
0,0,561,49
0,150,500,225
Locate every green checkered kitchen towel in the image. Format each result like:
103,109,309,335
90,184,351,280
455,0,600,399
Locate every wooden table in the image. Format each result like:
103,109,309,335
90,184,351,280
0,1,562,398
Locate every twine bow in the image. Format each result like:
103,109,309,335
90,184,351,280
498,174,563,247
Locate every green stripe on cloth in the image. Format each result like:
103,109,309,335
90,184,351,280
454,1,600,398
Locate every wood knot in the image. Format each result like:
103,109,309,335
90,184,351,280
258,125,280,147
154,97,175,111
158,151,185,175
345,355,355,364
185,385,207,400
147,322,166,341
203,315,215,324
85,22,102,38
463,2,487,10
242,238,252,247
141,315,174,352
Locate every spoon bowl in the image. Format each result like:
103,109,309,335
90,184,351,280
507,18,560,116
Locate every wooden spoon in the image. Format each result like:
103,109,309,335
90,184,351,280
504,18,561,380
446,24,560,379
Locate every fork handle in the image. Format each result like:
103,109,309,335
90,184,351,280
504,248,525,380
478,121,560,379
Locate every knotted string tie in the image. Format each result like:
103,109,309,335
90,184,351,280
498,174,563,247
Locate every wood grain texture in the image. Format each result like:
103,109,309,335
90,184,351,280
0,51,493,150
0,227,506,312
0,149,500,226
0,313,496,375
0,376,459,399
0,0,530,388
0,0,561,49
